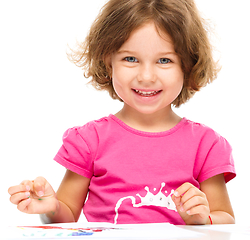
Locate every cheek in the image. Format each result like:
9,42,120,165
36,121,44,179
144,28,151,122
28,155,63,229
161,69,184,90
112,78,123,99
111,70,129,100
175,74,184,92
112,64,135,88
174,77,184,97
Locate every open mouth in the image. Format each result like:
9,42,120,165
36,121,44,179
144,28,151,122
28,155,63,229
133,89,162,97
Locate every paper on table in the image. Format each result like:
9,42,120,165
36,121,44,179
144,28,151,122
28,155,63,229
2,222,204,240
194,224,250,235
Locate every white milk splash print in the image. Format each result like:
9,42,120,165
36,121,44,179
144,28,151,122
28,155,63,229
114,182,177,224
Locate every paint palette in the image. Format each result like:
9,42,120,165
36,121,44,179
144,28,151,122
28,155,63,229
3,224,126,239
2,222,203,239
4,225,117,238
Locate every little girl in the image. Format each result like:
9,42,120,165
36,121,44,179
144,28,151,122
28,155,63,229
8,0,236,225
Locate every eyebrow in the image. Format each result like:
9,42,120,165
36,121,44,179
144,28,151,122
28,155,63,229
117,50,178,56
117,50,136,55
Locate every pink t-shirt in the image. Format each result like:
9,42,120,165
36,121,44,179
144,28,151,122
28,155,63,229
54,115,236,225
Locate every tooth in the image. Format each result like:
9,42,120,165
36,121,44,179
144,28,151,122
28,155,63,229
134,90,160,96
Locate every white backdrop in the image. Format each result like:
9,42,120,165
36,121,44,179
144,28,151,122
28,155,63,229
1,0,249,226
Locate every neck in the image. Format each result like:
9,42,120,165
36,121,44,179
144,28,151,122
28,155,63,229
115,105,182,133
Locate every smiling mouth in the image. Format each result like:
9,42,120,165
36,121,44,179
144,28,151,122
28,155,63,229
133,89,162,97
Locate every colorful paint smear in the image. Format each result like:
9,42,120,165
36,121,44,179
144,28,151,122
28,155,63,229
16,225,120,238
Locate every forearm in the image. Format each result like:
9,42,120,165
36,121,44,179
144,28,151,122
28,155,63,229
207,211,235,225
40,200,75,224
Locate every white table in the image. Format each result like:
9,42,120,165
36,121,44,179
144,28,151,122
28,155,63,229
180,224,250,240
2,222,250,240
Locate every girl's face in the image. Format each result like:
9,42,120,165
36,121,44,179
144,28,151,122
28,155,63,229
110,22,184,116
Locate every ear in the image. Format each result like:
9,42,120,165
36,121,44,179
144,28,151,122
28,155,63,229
103,55,112,79
104,54,112,67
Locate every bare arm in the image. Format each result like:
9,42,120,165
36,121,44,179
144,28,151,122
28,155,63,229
41,170,90,223
172,174,235,225
201,174,235,224
9,170,90,224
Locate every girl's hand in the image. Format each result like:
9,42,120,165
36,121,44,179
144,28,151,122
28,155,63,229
8,177,59,215
172,182,210,225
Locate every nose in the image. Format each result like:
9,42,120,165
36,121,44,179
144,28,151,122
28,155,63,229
137,64,156,83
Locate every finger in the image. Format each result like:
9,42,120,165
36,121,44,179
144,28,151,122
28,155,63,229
10,191,30,205
180,187,206,204
21,180,34,192
171,194,182,208
8,185,29,195
186,204,210,219
174,182,194,197
33,177,47,197
181,196,208,213
17,198,31,213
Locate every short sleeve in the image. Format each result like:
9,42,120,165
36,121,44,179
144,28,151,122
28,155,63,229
197,135,236,183
54,126,94,179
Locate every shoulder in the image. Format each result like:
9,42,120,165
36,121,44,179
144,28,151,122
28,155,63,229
183,118,223,141
184,119,235,183
62,115,115,140
183,118,233,154
76,115,115,135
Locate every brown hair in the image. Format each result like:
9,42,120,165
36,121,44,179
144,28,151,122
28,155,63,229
68,0,220,107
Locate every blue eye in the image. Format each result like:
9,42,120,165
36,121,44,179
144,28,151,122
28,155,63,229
124,57,138,63
158,58,171,64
